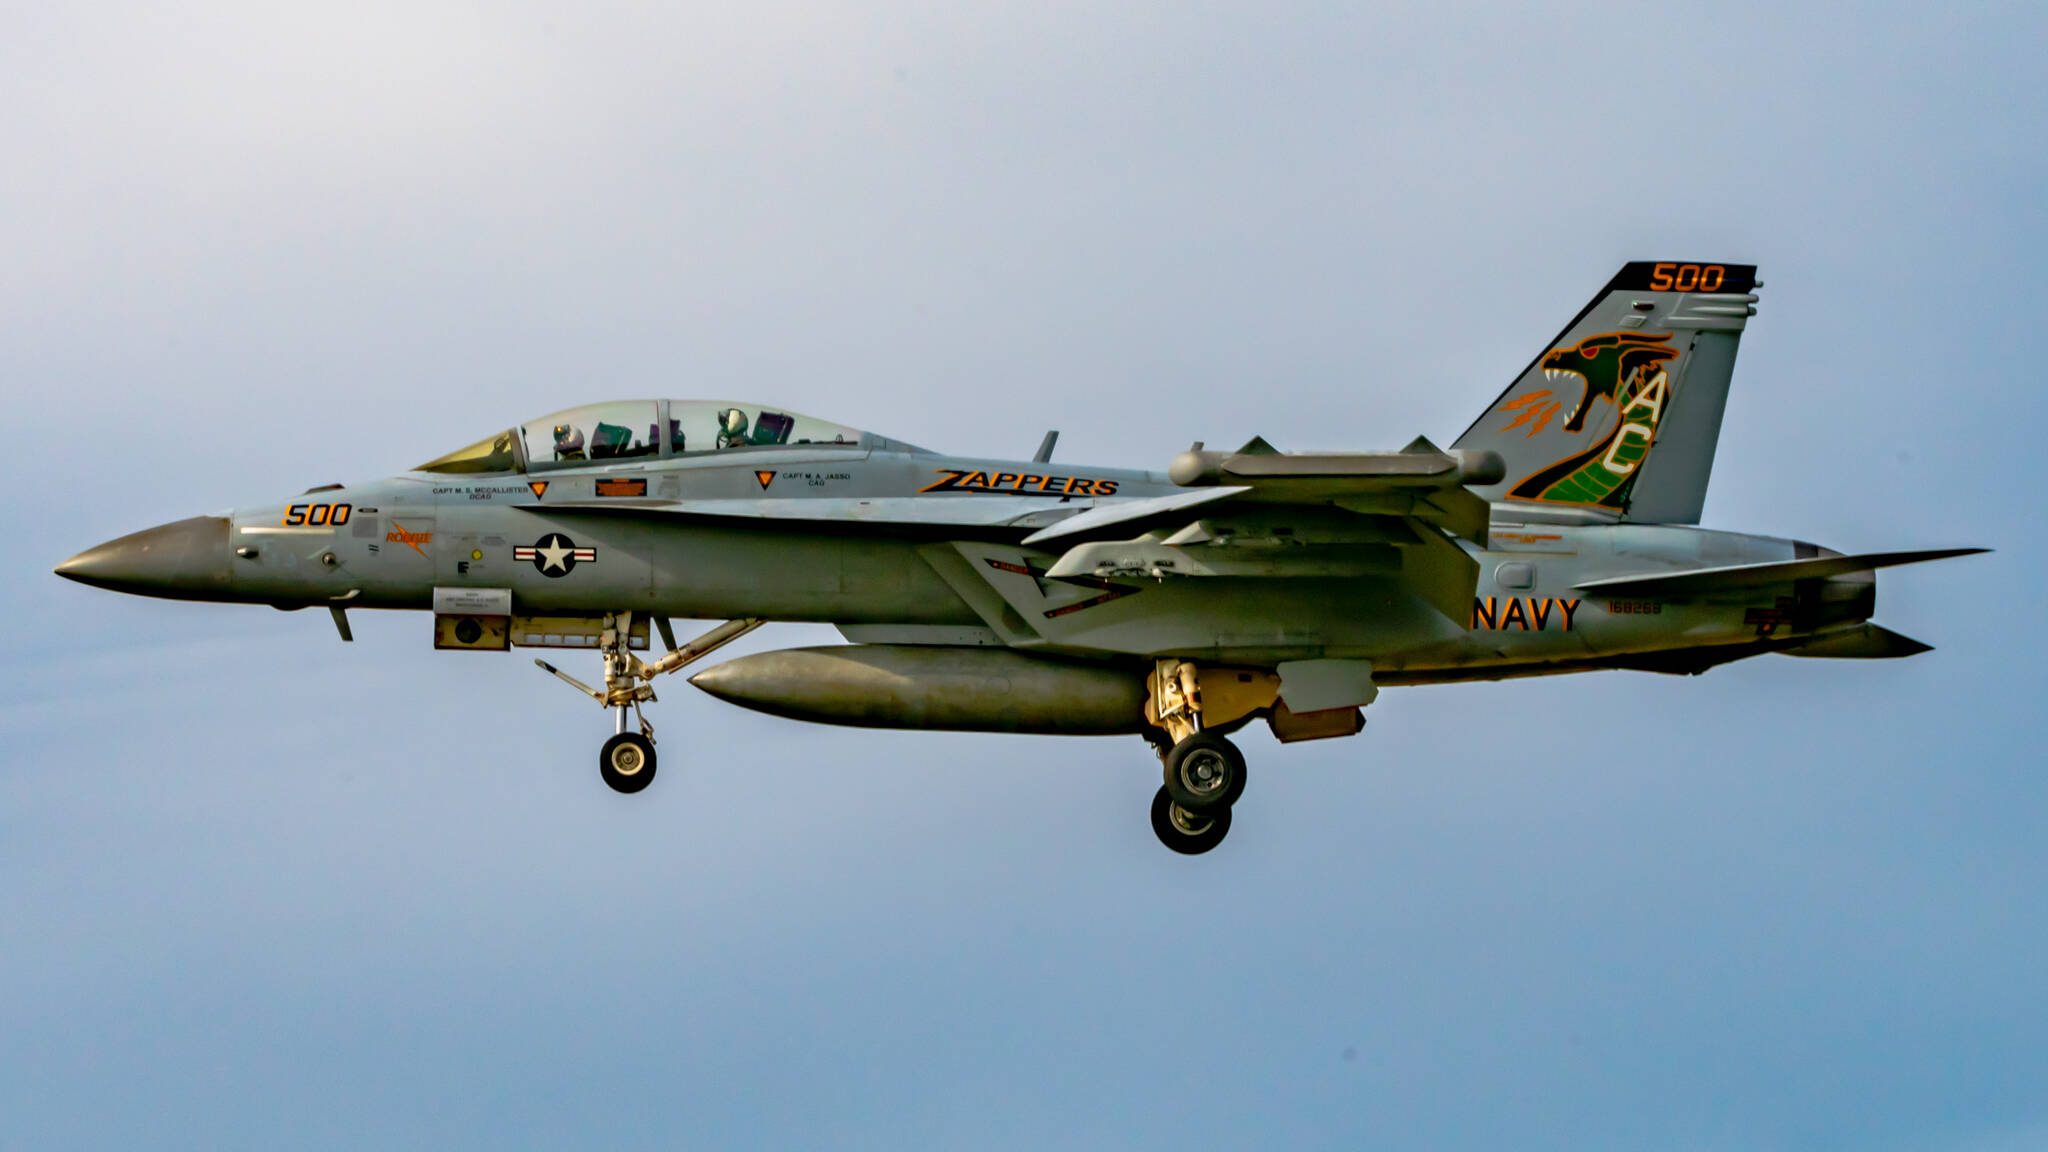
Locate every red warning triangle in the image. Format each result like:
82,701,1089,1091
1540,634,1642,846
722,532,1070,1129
754,471,775,490
528,480,549,498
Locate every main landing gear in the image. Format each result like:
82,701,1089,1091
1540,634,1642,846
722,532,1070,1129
536,612,763,794
1150,786,1232,856
1163,731,1248,813
1142,659,1277,855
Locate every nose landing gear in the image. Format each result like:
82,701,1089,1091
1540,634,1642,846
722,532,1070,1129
535,613,763,794
600,731,657,793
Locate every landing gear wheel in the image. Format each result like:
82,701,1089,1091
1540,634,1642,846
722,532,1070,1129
1150,786,1231,855
1163,732,1246,814
600,732,657,794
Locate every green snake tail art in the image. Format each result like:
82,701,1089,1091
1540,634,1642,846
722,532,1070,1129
1505,331,1678,510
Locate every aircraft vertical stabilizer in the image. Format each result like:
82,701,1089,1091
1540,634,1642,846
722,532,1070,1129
1452,262,1759,523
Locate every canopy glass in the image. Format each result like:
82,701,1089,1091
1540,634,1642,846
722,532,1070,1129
414,400,869,474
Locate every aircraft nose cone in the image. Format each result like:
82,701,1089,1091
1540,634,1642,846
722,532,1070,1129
55,515,233,599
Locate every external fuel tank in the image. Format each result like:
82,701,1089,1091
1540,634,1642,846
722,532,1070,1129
688,645,1148,734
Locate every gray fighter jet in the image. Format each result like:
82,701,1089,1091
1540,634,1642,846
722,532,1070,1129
56,262,1985,854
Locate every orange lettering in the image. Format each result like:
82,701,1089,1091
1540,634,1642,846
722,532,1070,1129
1500,598,1530,630
1472,597,1498,629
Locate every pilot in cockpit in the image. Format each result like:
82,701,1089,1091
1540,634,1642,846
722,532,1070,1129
483,433,516,471
715,408,749,450
553,424,587,461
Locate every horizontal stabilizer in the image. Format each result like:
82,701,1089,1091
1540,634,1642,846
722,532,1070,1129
1575,547,1988,597
1781,624,1933,660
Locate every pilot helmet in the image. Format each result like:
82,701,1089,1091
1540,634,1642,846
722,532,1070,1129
719,408,749,438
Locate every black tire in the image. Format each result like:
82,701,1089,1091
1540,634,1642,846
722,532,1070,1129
600,732,657,794
1149,786,1231,855
1162,732,1246,814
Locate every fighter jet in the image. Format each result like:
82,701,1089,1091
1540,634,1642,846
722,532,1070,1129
56,262,1984,854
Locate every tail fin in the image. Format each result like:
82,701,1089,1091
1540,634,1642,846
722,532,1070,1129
1452,262,1759,523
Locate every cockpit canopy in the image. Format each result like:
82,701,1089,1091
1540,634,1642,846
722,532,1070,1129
416,400,874,474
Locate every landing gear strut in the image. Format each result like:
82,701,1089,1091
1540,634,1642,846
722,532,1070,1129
536,613,763,794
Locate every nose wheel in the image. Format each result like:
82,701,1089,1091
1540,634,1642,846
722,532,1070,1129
600,731,657,793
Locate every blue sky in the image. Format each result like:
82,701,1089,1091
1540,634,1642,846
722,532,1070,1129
3,3,2043,1148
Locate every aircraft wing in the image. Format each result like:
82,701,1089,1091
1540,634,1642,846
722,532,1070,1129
1028,437,1503,546
1575,548,1988,597
1018,487,1251,544
1014,437,1505,624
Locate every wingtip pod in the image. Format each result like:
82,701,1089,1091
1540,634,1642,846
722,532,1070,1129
1168,445,1502,487
1455,449,1506,486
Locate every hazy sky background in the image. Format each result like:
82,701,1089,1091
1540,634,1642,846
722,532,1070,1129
4,3,2044,1148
